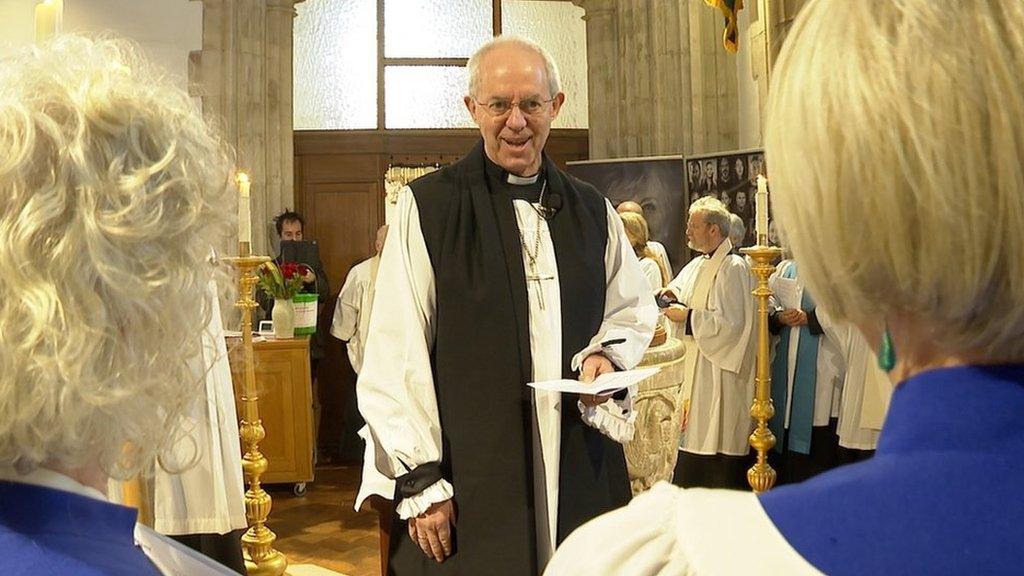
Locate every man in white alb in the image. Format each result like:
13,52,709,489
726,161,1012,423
356,36,657,576
661,196,756,489
331,225,398,512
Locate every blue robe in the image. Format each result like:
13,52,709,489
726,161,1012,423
760,364,1024,575
1,479,235,575
0,480,164,574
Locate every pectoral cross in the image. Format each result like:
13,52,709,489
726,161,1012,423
525,264,555,310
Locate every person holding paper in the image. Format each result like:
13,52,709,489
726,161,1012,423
356,36,657,576
659,196,756,490
767,258,845,484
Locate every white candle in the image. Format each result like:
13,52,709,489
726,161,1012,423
34,0,61,43
237,172,252,245
756,174,769,243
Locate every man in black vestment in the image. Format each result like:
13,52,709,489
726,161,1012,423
356,36,657,575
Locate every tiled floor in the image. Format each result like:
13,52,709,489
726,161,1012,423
270,466,381,576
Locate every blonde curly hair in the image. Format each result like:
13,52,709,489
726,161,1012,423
0,36,235,478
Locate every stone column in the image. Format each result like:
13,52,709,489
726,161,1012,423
746,0,809,145
190,0,301,256
265,0,300,252
574,0,620,159
574,0,740,159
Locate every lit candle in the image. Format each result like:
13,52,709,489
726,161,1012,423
34,0,61,43
756,174,769,244
237,172,252,247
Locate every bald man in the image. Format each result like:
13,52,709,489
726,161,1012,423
616,201,672,274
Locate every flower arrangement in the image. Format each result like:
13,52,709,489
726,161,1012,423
257,261,310,300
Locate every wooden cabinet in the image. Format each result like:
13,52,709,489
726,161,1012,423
227,337,315,486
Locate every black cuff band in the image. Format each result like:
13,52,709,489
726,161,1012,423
397,462,444,499
807,309,824,336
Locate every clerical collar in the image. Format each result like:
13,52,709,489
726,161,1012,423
483,154,543,187
507,172,540,185
701,239,733,259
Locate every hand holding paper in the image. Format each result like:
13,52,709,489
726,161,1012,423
528,367,660,396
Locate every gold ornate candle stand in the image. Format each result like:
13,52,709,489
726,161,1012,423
740,244,783,493
226,247,288,576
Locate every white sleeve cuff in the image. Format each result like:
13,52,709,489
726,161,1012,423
395,479,454,519
571,341,628,373
578,395,636,444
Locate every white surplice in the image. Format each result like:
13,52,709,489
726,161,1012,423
357,184,657,565
152,281,247,535
639,256,664,292
331,255,380,374
331,255,397,511
667,241,757,456
824,323,892,450
648,240,672,276
544,482,823,576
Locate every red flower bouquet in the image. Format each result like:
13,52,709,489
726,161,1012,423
257,261,310,300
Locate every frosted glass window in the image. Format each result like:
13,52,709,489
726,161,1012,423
502,1,588,129
385,66,475,129
293,0,377,130
384,0,492,58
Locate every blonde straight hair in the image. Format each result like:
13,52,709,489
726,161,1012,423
766,0,1024,361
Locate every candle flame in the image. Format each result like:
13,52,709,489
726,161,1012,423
236,171,250,185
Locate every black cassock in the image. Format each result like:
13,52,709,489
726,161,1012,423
387,142,632,575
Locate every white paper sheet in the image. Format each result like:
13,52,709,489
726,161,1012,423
528,367,661,396
773,277,802,310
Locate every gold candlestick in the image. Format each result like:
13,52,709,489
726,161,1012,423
226,245,287,576
740,244,783,493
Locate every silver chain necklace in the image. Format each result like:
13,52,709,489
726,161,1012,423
518,180,554,309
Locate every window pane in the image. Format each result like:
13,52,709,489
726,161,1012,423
293,0,377,130
385,66,474,129
385,0,492,58
501,1,588,129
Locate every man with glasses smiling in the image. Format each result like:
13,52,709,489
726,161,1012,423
356,36,657,575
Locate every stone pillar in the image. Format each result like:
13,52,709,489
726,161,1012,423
574,0,620,159
746,0,809,146
574,0,740,159
265,0,299,252
190,0,300,256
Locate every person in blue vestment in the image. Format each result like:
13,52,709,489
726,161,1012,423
0,36,239,575
545,1,1024,574
766,258,848,484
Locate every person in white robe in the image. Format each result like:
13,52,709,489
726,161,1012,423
767,259,847,484
330,225,398,512
357,36,657,575
660,196,756,490
616,200,672,276
156,279,247,571
827,322,891,455
618,211,667,292
109,277,248,573
728,213,746,253
332,225,388,374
